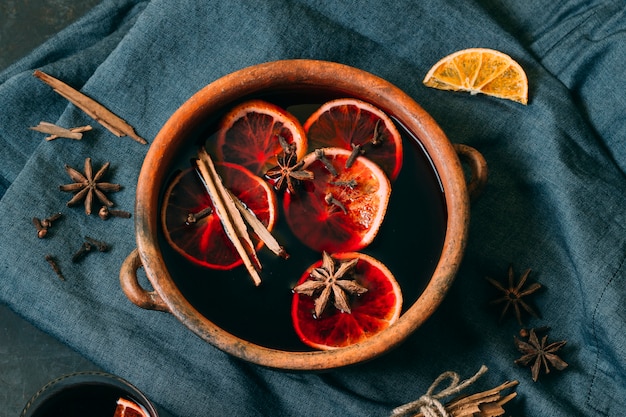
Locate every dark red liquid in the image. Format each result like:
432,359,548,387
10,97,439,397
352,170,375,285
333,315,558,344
29,386,141,417
158,93,447,351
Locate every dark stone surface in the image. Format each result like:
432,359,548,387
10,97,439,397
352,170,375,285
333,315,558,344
0,304,101,415
0,0,102,71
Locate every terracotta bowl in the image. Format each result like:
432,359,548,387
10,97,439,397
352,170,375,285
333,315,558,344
120,59,487,371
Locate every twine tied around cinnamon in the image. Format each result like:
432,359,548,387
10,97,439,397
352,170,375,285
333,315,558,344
390,365,488,417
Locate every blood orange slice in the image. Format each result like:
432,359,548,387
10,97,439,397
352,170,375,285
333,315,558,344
215,99,308,176
161,161,277,270
283,147,391,253
291,252,402,350
303,98,403,181
113,398,150,417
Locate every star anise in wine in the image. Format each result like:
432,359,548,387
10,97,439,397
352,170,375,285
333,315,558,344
293,251,368,318
59,157,121,215
265,138,313,193
514,328,568,382
486,265,542,325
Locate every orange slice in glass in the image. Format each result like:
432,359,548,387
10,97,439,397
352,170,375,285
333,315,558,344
291,252,402,350
423,48,528,104
113,398,150,417
283,147,391,253
303,98,403,181
215,99,308,176
161,162,277,270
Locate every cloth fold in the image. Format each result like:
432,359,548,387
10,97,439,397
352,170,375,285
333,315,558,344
1,0,625,416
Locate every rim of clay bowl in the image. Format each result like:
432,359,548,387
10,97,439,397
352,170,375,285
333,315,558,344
134,59,469,370
20,371,158,417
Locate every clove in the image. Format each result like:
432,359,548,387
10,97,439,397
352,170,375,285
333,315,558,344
98,205,131,220
71,241,93,263
32,217,48,238
315,149,338,176
41,212,63,228
370,119,384,146
71,237,110,263
329,179,357,189
84,236,110,252
45,254,65,281
324,192,347,214
345,143,364,169
32,212,63,238
186,206,212,224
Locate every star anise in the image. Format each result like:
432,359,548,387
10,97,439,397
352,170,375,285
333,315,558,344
265,139,314,193
59,157,121,215
293,251,368,318
514,328,568,382
486,265,542,325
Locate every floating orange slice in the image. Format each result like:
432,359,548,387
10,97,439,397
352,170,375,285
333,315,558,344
303,98,403,181
215,99,308,176
283,147,391,253
423,48,528,105
291,252,402,350
161,162,277,270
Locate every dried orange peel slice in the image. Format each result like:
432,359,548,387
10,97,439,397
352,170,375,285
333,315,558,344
423,48,528,105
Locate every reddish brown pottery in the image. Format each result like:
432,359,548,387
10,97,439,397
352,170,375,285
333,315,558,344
120,59,487,371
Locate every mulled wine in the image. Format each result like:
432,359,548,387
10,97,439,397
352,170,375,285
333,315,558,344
158,92,447,351
24,384,150,417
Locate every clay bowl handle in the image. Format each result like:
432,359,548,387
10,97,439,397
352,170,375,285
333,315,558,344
120,249,169,312
453,143,488,200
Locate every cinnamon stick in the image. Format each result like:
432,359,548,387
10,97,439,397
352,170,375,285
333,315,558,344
33,70,147,145
30,121,92,140
413,380,518,417
228,190,289,259
195,148,262,286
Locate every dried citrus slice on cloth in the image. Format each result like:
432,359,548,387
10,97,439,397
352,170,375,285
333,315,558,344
303,98,403,181
291,251,402,350
423,48,528,104
283,147,391,253
161,162,277,270
215,99,308,176
113,398,150,417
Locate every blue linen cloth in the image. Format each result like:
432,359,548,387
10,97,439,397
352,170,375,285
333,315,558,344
1,0,625,415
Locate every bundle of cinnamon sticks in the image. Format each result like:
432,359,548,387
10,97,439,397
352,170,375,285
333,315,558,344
195,147,287,286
